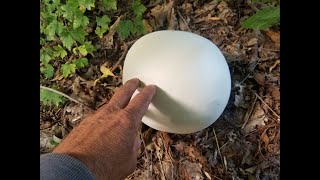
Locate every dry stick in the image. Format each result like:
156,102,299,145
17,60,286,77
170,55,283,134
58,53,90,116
40,85,94,110
111,42,128,72
241,95,258,129
176,9,191,32
138,131,150,178
126,39,138,47
213,128,227,172
254,92,280,120
160,133,174,180
240,30,260,85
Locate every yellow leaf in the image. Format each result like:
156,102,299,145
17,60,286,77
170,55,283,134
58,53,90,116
94,66,115,85
79,4,86,13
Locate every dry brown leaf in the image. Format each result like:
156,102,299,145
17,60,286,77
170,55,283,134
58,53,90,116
246,38,258,46
261,133,270,146
102,16,121,48
178,160,204,180
143,19,153,33
150,1,173,28
270,87,280,101
253,72,265,85
167,7,177,30
178,16,189,31
181,2,193,15
234,83,250,108
243,103,268,133
269,60,280,72
266,30,280,44
203,171,212,180
194,1,217,17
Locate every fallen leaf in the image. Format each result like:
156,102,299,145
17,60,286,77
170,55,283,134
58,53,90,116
270,86,280,101
266,30,280,44
150,1,174,28
245,166,257,174
243,102,268,133
261,133,269,146
203,171,212,180
194,1,217,17
207,16,221,21
143,19,153,33
167,6,177,30
51,74,64,81
269,59,280,72
178,15,189,31
246,38,258,46
181,2,193,15
253,72,265,85
178,160,204,180
94,66,115,85
102,16,122,49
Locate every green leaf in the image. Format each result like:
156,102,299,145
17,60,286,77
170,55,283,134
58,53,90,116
73,10,89,29
40,37,46,45
73,57,89,69
60,31,75,51
40,88,65,107
132,16,146,35
73,45,87,55
95,27,105,38
53,45,67,59
132,0,146,16
95,15,111,38
61,63,76,78
74,41,96,56
61,0,78,21
40,64,54,79
241,7,280,30
96,15,111,27
103,0,117,10
46,0,60,13
40,48,54,64
44,19,65,40
78,0,95,11
71,28,87,44
116,20,133,40
40,11,56,24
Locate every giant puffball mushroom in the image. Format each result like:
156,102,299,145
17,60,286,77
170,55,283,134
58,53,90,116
123,30,231,134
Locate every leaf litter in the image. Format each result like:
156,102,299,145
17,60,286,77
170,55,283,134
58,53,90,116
41,0,280,179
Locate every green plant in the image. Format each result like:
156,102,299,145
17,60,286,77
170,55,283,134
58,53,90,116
40,0,148,106
115,0,147,39
241,7,280,30
40,86,66,107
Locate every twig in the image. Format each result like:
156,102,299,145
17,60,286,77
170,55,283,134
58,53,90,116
160,133,174,179
126,39,138,47
139,131,150,178
176,9,191,32
213,128,227,172
219,140,229,150
255,93,280,120
241,95,258,129
246,0,259,12
40,85,94,110
240,30,260,85
111,42,128,72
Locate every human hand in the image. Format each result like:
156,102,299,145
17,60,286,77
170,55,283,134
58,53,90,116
53,78,156,180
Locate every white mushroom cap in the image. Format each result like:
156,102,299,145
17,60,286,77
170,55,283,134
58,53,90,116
123,30,231,134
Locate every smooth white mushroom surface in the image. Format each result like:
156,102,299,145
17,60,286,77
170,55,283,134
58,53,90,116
123,30,231,134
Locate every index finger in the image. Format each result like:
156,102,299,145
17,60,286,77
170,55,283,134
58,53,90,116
123,85,157,127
